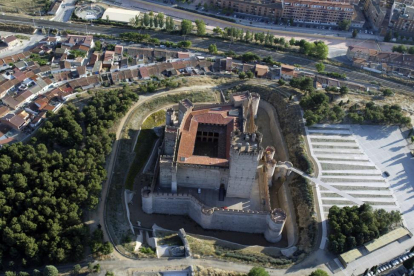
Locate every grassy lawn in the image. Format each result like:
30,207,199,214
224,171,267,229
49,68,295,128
125,110,166,190
187,236,292,268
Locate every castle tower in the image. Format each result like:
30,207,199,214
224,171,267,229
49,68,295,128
264,208,286,243
226,135,262,198
163,127,177,155
142,187,153,214
265,146,277,186
251,93,260,118
166,108,174,126
178,99,193,124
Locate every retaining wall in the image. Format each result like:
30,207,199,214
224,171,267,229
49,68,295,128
259,101,298,247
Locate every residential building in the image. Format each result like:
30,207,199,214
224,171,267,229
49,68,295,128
282,0,355,25
76,66,87,78
281,65,298,80
255,64,269,77
62,35,94,49
115,45,123,56
92,61,102,74
392,5,414,35
103,51,115,68
3,36,19,49
0,106,10,117
2,90,35,109
0,110,30,130
48,0,62,15
346,45,379,60
209,0,283,19
364,0,387,30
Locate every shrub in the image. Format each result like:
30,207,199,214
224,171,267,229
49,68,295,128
43,266,58,276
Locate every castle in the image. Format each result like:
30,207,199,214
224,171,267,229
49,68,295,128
142,92,287,243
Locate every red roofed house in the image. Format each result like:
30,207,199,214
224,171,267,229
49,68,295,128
115,45,123,56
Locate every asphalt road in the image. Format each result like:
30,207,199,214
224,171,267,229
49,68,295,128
0,14,412,93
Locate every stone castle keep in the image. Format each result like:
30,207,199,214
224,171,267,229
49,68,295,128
142,92,287,243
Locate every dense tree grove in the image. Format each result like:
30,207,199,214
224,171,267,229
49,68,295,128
328,204,401,254
299,89,345,126
0,87,138,266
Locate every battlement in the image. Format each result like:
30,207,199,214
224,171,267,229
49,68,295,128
165,126,178,133
176,162,228,171
270,208,287,224
193,102,232,111
151,191,270,216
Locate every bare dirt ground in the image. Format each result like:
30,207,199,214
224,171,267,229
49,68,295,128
334,91,414,123
0,0,49,15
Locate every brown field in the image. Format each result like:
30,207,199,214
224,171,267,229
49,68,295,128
0,0,48,14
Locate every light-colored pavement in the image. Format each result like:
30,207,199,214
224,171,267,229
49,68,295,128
303,124,414,276
0,32,44,58
352,125,414,233
52,0,77,22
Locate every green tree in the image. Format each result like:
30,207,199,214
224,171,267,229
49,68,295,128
101,242,114,255
208,43,218,54
340,86,349,95
143,13,150,27
181,19,193,35
352,29,358,38
248,267,269,276
43,266,58,276
73,264,81,275
382,89,393,96
157,13,165,28
195,19,206,36
177,40,192,48
213,27,223,35
384,32,392,42
105,272,115,276
239,71,246,79
94,40,102,51
241,52,260,62
246,71,254,79
278,79,286,85
338,20,351,31
309,269,329,276
315,62,325,73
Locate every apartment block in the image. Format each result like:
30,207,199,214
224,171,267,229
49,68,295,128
392,5,414,34
364,0,387,30
209,0,283,18
282,0,354,24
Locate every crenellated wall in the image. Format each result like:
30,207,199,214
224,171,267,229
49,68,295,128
141,188,285,241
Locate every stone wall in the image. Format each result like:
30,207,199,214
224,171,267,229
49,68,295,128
144,191,284,240
164,130,177,156
159,156,173,187
175,164,229,190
